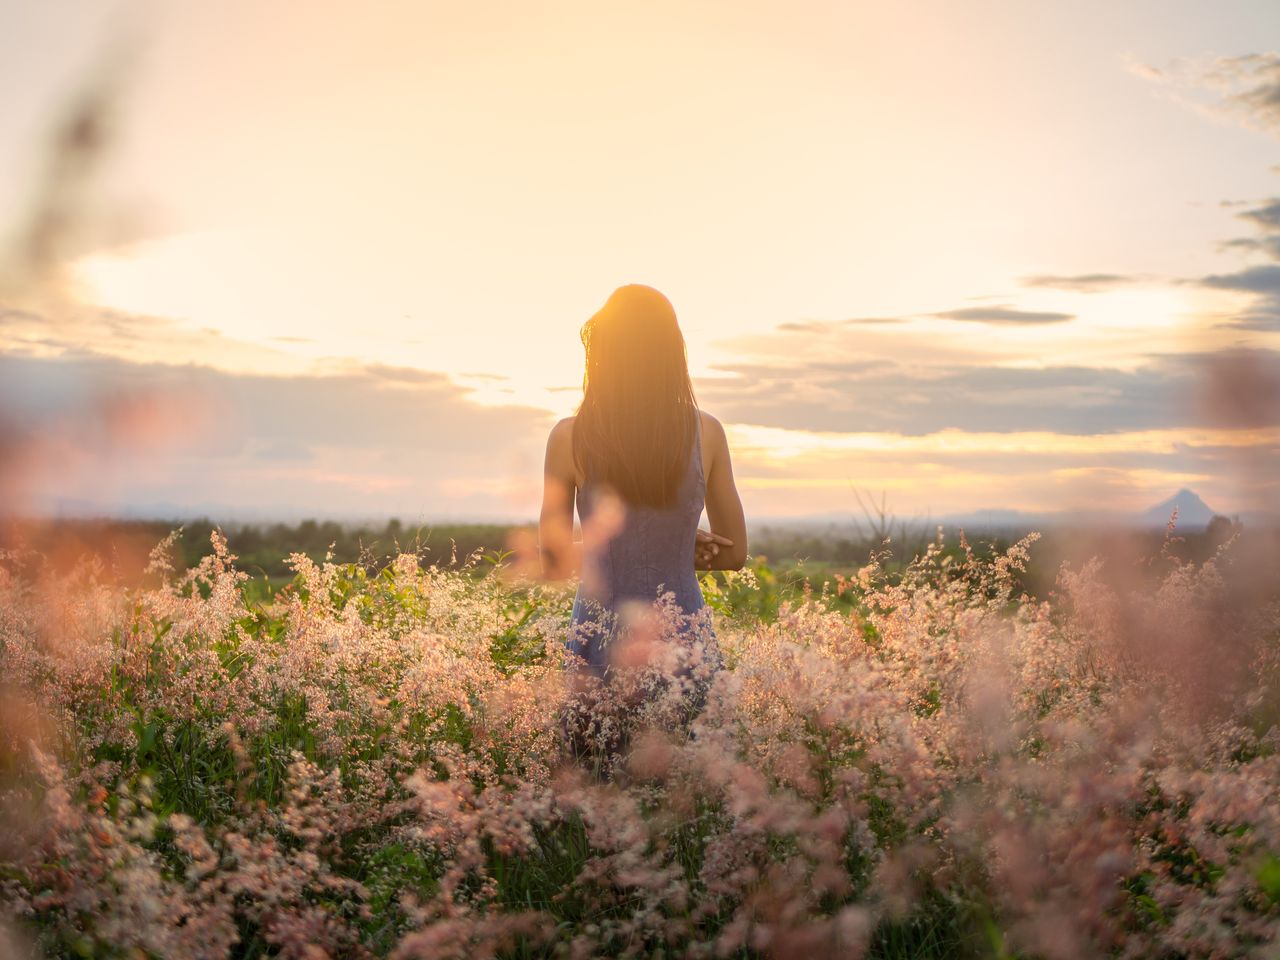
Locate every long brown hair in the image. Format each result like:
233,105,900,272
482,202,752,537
573,284,698,509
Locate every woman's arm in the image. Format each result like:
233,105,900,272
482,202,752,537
699,412,748,570
539,417,580,580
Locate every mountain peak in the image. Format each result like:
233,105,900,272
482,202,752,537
1142,489,1216,529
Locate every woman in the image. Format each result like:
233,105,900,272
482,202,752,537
539,284,747,698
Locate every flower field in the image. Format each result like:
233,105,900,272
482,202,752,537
1,530,1278,959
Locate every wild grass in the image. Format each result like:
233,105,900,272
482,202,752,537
0,528,1277,958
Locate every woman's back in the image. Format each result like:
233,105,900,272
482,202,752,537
569,415,706,674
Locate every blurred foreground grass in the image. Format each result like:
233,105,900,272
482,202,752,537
1,525,1278,958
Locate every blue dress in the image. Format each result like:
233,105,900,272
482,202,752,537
567,416,716,681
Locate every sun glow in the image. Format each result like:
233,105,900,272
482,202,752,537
70,228,590,408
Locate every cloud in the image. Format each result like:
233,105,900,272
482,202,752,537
0,298,312,375
769,305,1075,338
1202,264,1280,295
929,305,1075,325
0,351,553,519
1219,198,1280,266
783,306,1078,329
0,307,44,327
1019,273,1142,292
1200,260,1280,332
1133,53,1280,139
1238,198,1280,232
1222,310,1280,332
1223,236,1280,261
696,349,1280,436
1216,197,1280,265
1199,197,1280,330
1219,53,1280,135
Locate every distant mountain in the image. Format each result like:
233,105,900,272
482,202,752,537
755,489,1231,534
938,508,1050,530
1140,489,1216,530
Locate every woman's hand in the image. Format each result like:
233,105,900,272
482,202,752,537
694,529,734,569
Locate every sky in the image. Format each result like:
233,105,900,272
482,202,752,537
1,0,1279,523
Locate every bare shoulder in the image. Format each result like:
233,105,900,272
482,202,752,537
548,415,576,444
545,416,576,473
698,410,732,473
698,409,728,449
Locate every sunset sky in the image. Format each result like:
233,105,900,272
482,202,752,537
2,0,1279,522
